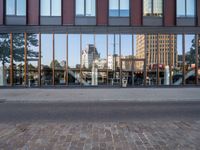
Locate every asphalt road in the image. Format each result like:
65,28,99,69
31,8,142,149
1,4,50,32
0,101,200,122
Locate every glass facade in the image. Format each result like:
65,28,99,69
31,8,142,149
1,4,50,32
6,0,26,16
177,0,195,17
143,0,163,16
109,0,129,17
76,0,96,16
0,33,199,87
40,0,61,16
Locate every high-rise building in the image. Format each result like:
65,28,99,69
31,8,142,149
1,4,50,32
81,44,100,69
136,34,177,70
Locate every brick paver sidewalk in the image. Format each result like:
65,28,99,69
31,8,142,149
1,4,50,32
0,121,200,150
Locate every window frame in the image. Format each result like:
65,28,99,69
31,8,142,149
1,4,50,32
40,0,62,17
109,0,130,17
176,0,196,17
6,0,26,16
75,0,96,17
143,0,163,17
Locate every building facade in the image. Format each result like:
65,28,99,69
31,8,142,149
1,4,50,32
0,0,200,87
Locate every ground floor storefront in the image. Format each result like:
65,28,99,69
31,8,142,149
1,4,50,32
0,33,200,87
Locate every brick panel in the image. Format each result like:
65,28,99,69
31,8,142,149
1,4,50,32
97,0,108,25
27,0,39,25
63,0,74,25
164,0,175,26
131,0,142,26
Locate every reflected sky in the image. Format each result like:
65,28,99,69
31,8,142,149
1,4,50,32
39,34,194,66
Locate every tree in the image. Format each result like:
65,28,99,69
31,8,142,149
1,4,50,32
187,35,200,66
0,33,39,68
50,60,62,69
0,34,38,85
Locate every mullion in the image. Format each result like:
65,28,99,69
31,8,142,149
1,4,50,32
118,0,120,17
15,0,17,15
50,0,52,16
151,0,153,15
185,0,187,16
84,0,86,16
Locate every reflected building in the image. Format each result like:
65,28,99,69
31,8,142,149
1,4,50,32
81,44,100,69
136,34,177,70
108,55,120,70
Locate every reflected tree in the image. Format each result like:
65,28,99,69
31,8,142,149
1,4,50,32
0,34,39,68
186,35,200,66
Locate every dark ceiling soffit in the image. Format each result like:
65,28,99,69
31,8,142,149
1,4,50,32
0,26,200,34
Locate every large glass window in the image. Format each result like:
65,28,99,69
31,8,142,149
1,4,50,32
41,34,53,86
0,34,11,86
76,0,96,16
177,0,195,17
27,34,39,87
109,0,129,17
40,0,61,16
143,0,163,17
6,0,26,16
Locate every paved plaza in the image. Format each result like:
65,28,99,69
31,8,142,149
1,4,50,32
0,121,200,150
0,88,200,150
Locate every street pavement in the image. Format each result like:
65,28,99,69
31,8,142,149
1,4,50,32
0,88,200,150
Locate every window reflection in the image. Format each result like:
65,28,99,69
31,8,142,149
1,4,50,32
177,0,195,17
41,34,53,86
96,35,107,85
109,0,129,17
108,34,120,86
0,34,11,86
6,0,26,16
68,34,81,85
27,34,39,87
143,0,163,17
185,35,196,85
13,33,25,86
76,0,96,17
55,34,66,85
173,35,183,85
40,0,61,16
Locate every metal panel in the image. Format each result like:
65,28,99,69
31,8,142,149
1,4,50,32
6,16,26,25
143,17,163,26
40,17,62,25
63,0,74,25
75,17,96,25
28,0,39,25
0,0,3,25
164,0,175,26
131,0,142,26
1,26,200,34
176,18,196,26
109,18,130,26
97,0,108,25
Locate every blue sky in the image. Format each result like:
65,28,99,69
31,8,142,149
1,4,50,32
34,34,195,66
